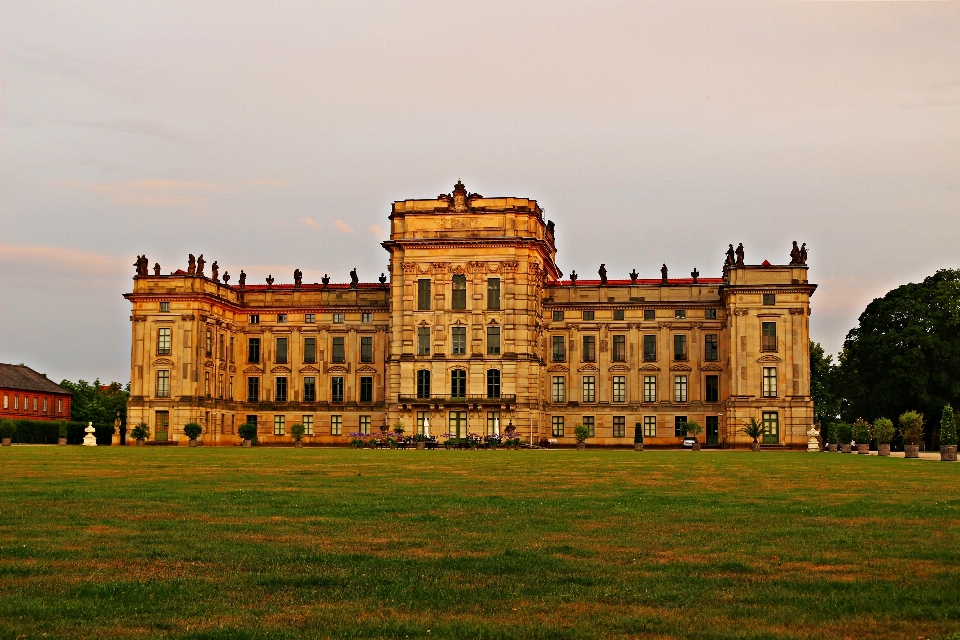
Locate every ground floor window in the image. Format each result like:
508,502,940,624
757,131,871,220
359,415,371,435
643,416,657,437
552,416,564,437
613,416,626,437
155,411,170,442
583,415,595,437
486,411,500,435
449,411,467,438
416,411,429,435
762,412,779,444
274,415,285,436
674,415,687,437
303,415,314,435
330,415,342,436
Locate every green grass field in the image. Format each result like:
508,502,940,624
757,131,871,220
1,447,958,639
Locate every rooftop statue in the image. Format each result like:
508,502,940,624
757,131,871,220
153,263,160,276
350,268,359,288
598,264,607,285
322,274,330,286
569,270,578,284
800,242,807,265
629,268,638,284
379,273,387,286
196,254,205,277
211,261,219,282
187,254,196,275
238,270,246,288
724,244,735,270
691,267,699,284
266,275,274,288
661,263,668,284
223,272,230,284
293,269,302,288
735,243,745,268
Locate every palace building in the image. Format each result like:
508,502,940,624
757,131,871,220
125,181,816,447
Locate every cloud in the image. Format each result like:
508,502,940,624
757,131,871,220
368,224,385,237
301,217,322,231
334,219,355,233
0,245,129,284
72,179,225,207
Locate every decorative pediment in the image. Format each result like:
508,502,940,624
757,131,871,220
701,363,723,371
488,318,499,325
299,365,320,373
228,365,237,373
452,265,466,275
204,359,214,368
419,319,429,326
327,365,348,373
547,365,569,373
152,358,174,366
757,355,782,363
669,364,692,371
577,364,600,373
243,365,263,374
356,365,377,373
608,364,630,373
640,364,661,371
270,366,291,374
218,362,227,370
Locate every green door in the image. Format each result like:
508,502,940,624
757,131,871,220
762,412,779,445
155,411,169,442
706,416,719,445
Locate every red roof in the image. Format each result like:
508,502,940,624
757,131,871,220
547,278,723,286
242,282,388,291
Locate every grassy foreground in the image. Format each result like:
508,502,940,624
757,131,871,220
0,447,958,639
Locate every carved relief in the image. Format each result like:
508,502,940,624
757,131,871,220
299,365,320,373
733,309,750,316
502,261,520,272
669,364,693,371
547,365,569,373
152,358,174,366
243,365,264,374
270,366,291,374
577,364,600,372
608,364,630,372
757,355,782,363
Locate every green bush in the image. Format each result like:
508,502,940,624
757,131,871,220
573,424,590,443
131,423,149,441
938,405,956,446
350,438,365,448
0,419,16,439
899,411,924,446
58,421,68,438
851,418,872,443
873,417,895,444
634,422,643,444
413,432,428,443
237,422,258,442
183,423,203,440
290,423,305,441
835,422,853,445
739,418,763,444
683,420,703,438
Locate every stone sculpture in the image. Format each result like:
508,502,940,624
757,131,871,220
238,270,246,288
196,254,205,277
660,264,668,284
187,254,196,275
211,261,219,282
725,244,735,269
294,269,302,288
735,243,745,268
569,270,578,284
322,274,330,286
379,273,387,286
266,275,274,288
800,242,807,265
598,264,607,285
223,272,230,284
153,263,161,276
691,267,699,284
82,421,97,447
350,268,359,288
629,269,638,284
134,255,149,276
807,423,821,452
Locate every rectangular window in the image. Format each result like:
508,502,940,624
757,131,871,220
275,377,287,402
763,293,776,306
157,328,171,355
612,376,626,402
331,377,344,403
218,373,224,398
762,322,777,351
674,375,688,402
450,370,466,398
451,326,466,355
643,335,657,361
487,326,501,355
417,369,431,399
416,411,429,435
417,327,431,355
614,309,625,321
360,336,373,363
274,415,285,436
552,416,564,437
705,334,719,361
332,337,345,363
160,301,170,312
359,415,371,435
583,416,595,437
4,394,9,409
762,412,780,444
417,279,432,310
157,370,170,397
583,310,594,321
486,411,500,436
551,376,566,403
249,314,259,324
705,308,717,319
248,338,260,363
303,415,314,435
705,375,719,403
229,375,234,399
674,334,688,360
675,415,688,437
229,337,234,362
363,312,374,323
219,334,225,360
675,309,686,319
552,336,566,362
330,415,342,436
487,278,500,310
448,411,467,438
275,338,288,364
612,335,626,362
613,416,626,438
359,376,373,403
206,330,213,357
14,396,18,410
644,309,655,321
643,376,657,403
277,314,287,324
303,337,317,363
305,313,316,323
247,377,259,402
333,313,344,324
643,416,657,437
33,397,38,412
451,275,467,309
762,367,778,397
553,311,565,322
582,336,596,362
706,415,718,444
582,376,596,403
486,369,501,399
303,377,316,403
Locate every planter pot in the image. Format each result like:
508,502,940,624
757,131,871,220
242,439,252,447
857,444,870,455
827,443,837,452
750,443,760,452
1,438,11,446
941,445,958,462
295,441,303,448
904,444,920,458
58,438,67,446
576,443,586,450
188,439,199,447
634,443,643,451
416,442,426,450
692,443,701,451
841,444,852,453
877,443,890,456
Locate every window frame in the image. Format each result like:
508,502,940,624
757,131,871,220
643,375,657,403
583,310,594,321
552,335,566,362
417,326,431,356
331,377,344,403
451,326,466,355
275,376,288,403
704,334,719,361
612,375,626,403
451,274,467,310
160,301,170,312
762,367,778,398
583,416,595,437
674,415,688,437
582,335,596,362
332,336,345,363
643,416,657,437
551,376,566,403
552,416,564,437
582,376,596,403
486,326,501,355
303,415,314,435
249,314,259,325
359,376,373,403
613,416,626,438
450,369,467,399
332,313,344,324
705,375,719,403
247,338,260,364
486,369,501,399
613,309,625,321
761,322,778,352
417,369,431,399
156,370,170,398
330,414,343,436
303,376,316,403
275,337,288,364
247,377,259,402
305,313,316,323
643,335,657,361
552,311,564,322
674,334,688,360
487,277,501,310
612,335,626,362
674,375,688,403
362,312,372,323
274,415,285,436
303,337,317,364
360,336,374,363
417,279,432,310
157,327,172,355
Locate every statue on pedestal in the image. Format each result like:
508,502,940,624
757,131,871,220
187,254,196,275
266,275,274,288
807,423,821,452
321,274,330,287
223,272,230,284
735,243,745,268
629,269,638,283
211,261,219,282
293,269,302,288
660,264,668,285
82,422,97,447
153,263,161,276
379,273,387,286
569,270,578,284
598,264,607,285
724,244,735,270
691,267,699,284
350,268,359,288
238,270,246,288
196,254,205,277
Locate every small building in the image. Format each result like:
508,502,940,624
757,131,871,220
0,364,72,421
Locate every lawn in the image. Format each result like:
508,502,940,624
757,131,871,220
1,447,958,639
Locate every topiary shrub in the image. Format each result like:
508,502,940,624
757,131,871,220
291,423,305,442
835,422,853,445
899,411,924,446
852,418,872,444
873,417,894,444
939,404,957,446
130,423,149,442
183,423,203,440
237,422,258,443
634,422,643,444
573,424,590,444
0,419,16,439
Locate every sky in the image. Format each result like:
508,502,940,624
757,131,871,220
1,0,958,384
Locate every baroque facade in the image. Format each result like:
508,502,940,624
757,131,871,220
125,182,816,447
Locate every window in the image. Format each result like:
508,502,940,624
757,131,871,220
552,311,565,322
451,326,466,355
417,327,431,355
487,278,500,310
218,373,224,398
644,309,655,321
582,336,596,362
552,336,566,362
763,367,778,397
612,376,626,402
57,399,63,414
613,416,626,437
417,370,431,399
448,411,467,438
486,369,501,399
157,370,170,397
33,397,38,412
552,416,564,437
582,376,595,403
705,308,717,319
275,377,288,402
247,377,259,402
643,416,657,437
583,310,594,321
303,415,314,435
248,338,260,363
762,412,780,444
674,334,688,360
706,415,718,443
674,375,688,402
277,314,287,324
675,309,686,319
487,326,500,355
612,335,626,362
705,334,719,361
249,314,260,324
551,376,565,403
275,338,288,364
206,330,213,357
4,394,8,409
614,309,625,321
332,337,345,363
360,336,373,363
643,376,657,402
763,293,776,306
330,415,342,436
219,334,225,360
229,337,234,362
706,375,719,403
14,396,18,410
486,411,500,436
416,411,429,435
305,313,316,323
675,415,687,437
160,301,170,312
583,416,595,437
643,335,657,361
303,377,316,403
333,313,344,324
229,375,233,399
331,377,344,403
451,274,467,309
274,415,285,436
417,279,432,310
450,370,466,398
303,338,317,363
157,328,171,355
360,377,373,403
762,322,777,351
360,415,371,435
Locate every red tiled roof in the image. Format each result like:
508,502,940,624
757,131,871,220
547,278,724,286
242,283,388,290
0,364,71,395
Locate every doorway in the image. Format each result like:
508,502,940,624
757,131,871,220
155,411,170,442
762,412,780,444
706,415,719,445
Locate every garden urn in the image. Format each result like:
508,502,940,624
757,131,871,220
941,445,957,462
877,444,890,456
692,442,701,451
841,444,852,453
416,441,425,450
634,443,643,451
828,443,837,452
58,438,67,446
242,439,252,447
188,439,199,447
1,438,10,447
857,444,870,455
295,441,303,448
577,442,585,450
904,444,920,458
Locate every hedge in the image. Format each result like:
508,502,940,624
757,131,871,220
5,420,117,445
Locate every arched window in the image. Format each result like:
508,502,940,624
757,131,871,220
450,369,466,399
451,274,467,310
486,369,501,399
417,370,431,399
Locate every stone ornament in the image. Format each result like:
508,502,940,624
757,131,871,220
82,422,97,446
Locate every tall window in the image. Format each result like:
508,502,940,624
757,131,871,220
552,336,566,362
332,337,345,362
416,411,429,435
643,416,657,437
303,415,314,435
674,335,688,360
417,370,431,399
330,415,342,436
275,377,288,402
57,399,62,414
274,415,285,436
705,375,719,403
417,327,431,355
612,376,626,402
582,376,596,403
762,322,777,351
417,279,432,310
451,327,466,355
218,373,224,398
448,411,467,438
551,376,565,403
705,334,719,361
303,377,316,403
552,416,564,437
157,328,171,355
229,376,234,399
275,338,288,364
229,337,234,362
583,416,595,437
451,274,467,309
248,338,260,363
450,370,466,398
247,377,259,402
219,335,224,359
612,335,626,362
331,377,344,403
487,326,500,355
157,370,170,397
762,367,778,397
643,335,657,361
303,337,317,363
359,416,371,435
674,375,688,402
486,411,500,436
582,336,596,362
487,278,500,310
486,369,501,399
204,372,211,397
42,398,48,413
206,330,212,357
613,416,626,437
360,336,373,363
643,376,657,403
360,377,373,403
674,415,687,437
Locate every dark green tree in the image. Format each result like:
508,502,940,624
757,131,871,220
58,379,130,426
810,341,840,426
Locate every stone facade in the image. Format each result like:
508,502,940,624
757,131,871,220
125,182,816,447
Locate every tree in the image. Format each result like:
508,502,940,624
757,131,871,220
810,341,840,425
940,404,957,447
59,379,130,426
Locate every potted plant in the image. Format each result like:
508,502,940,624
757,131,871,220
237,422,257,447
852,418,872,454
0,419,15,446
183,422,203,446
634,422,643,451
291,422,305,448
873,417,894,456
413,432,428,450
899,411,924,459
835,423,853,453
58,421,68,446
939,404,957,462
574,424,590,450
504,423,520,449
393,421,406,437
683,420,703,451
739,418,763,451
